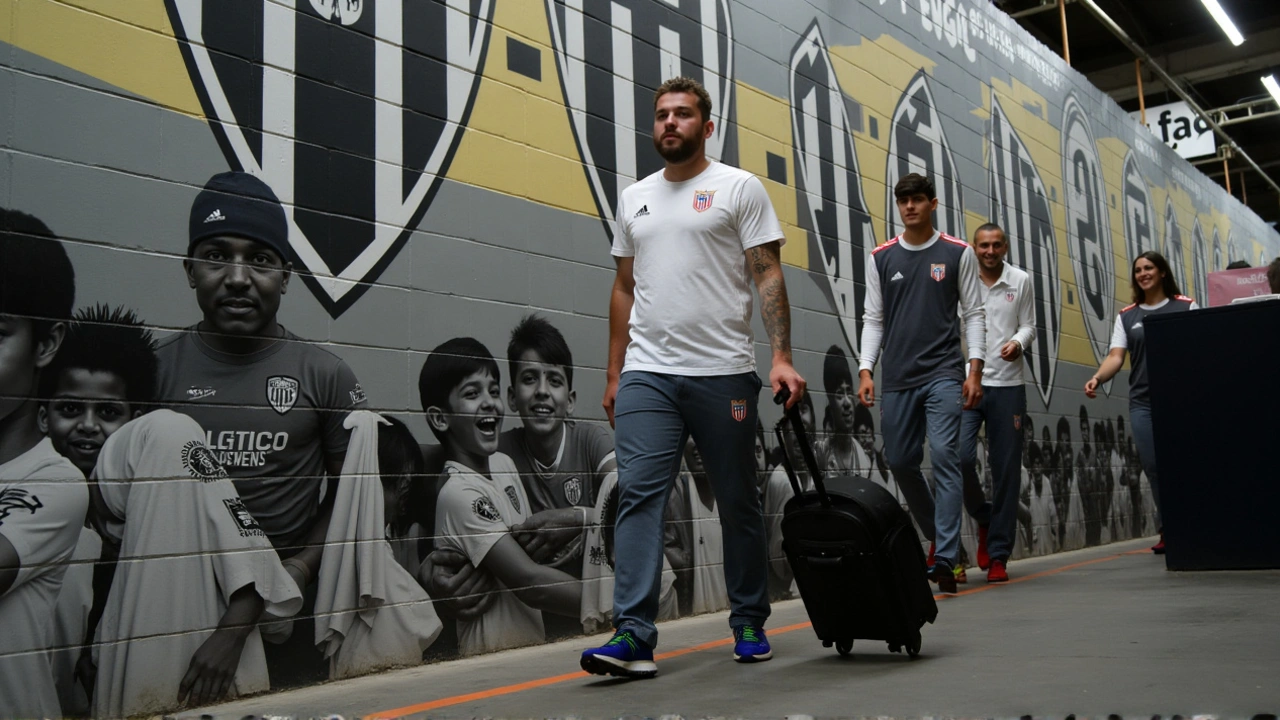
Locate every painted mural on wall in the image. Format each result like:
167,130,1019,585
1,0,1277,715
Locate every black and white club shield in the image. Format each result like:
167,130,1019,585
1193,222,1209,304
885,69,965,241
1163,198,1186,292
167,0,495,317
988,94,1060,407
1061,94,1114,366
1121,151,1156,269
546,0,734,241
789,22,875,360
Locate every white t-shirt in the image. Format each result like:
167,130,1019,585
1109,297,1200,349
0,438,89,719
612,161,784,375
434,453,545,656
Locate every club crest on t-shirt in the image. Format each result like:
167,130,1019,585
504,485,522,514
0,487,43,525
1006,291,1016,302
472,496,501,522
930,263,946,282
266,376,300,415
692,189,716,213
181,440,228,482
222,498,265,537
563,477,582,505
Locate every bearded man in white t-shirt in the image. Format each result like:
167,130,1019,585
579,76,806,680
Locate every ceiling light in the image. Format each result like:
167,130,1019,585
1264,75,1280,108
1200,0,1245,46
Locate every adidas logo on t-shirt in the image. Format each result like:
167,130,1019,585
890,271,904,281
204,209,226,223
633,205,649,218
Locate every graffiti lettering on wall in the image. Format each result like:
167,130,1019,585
546,0,735,242
988,94,1061,406
789,21,875,360
1062,93,1115,366
886,70,966,242
1122,151,1158,268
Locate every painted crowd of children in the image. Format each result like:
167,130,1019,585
1,173,1157,717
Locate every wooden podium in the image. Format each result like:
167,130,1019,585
1146,299,1280,570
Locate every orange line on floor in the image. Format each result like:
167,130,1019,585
366,549,1145,719
934,547,1150,601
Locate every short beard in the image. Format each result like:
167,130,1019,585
654,133,701,164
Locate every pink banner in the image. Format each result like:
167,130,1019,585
1207,268,1273,306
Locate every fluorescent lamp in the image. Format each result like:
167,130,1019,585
1200,0,1245,46
1265,75,1280,107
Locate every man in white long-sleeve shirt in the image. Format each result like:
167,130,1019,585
856,173,986,594
958,223,1034,584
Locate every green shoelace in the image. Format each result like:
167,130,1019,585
607,631,639,651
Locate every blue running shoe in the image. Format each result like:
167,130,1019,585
732,625,773,663
580,630,657,679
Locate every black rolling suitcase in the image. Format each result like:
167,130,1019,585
772,388,937,658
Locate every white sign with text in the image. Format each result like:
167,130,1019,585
1132,100,1217,159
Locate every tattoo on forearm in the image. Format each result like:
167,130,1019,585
749,246,773,275
759,275,792,356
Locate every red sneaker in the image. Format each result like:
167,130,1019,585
1151,533,1166,554
977,525,990,570
987,559,1009,583
926,542,936,570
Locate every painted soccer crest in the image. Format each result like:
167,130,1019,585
166,0,495,316
1122,151,1157,268
546,0,734,242
1163,198,1187,291
988,94,1060,406
1062,94,1114,366
1193,222,1210,304
789,21,876,360
886,69,965,242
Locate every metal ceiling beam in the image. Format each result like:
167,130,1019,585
1010,0,1074,19
1074,0,1280,197
1085,26,1280,102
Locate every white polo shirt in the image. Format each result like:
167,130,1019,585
979,263,1036,387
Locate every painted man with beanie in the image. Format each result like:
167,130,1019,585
814,345,872,477
153,171,366,683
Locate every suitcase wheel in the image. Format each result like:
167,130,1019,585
906,629,922,659
822,640,833,648
836,639,853,657
888,643,901,654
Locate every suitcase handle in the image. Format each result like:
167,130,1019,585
774,387,832,508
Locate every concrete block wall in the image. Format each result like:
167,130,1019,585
1,0,1276,715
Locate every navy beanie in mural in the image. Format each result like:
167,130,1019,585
188,171,290,260
823,344,853,393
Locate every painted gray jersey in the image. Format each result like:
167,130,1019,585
1118,296,1195,405
871,234,969,391
155,327,365,549
498,421,614,514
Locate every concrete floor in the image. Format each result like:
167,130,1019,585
190,538,1280,718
